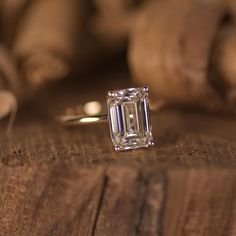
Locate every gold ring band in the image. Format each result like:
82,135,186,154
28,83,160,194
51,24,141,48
57,114,108,126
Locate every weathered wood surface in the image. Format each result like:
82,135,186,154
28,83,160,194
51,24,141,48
0,65,236,236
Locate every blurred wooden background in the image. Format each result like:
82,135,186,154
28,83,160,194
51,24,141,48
0,64,236,236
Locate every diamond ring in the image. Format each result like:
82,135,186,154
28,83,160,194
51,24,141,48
58,87,154,151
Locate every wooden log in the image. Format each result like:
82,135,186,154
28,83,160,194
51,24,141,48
9,0,78,87
128,0,228,111
0,67,236,235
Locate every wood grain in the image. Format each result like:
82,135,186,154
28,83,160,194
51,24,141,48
0,65,236,235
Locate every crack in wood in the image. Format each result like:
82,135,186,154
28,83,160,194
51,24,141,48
135,174,148,236
91,173,108,236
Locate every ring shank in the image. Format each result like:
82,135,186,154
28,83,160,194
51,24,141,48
57,114,108,126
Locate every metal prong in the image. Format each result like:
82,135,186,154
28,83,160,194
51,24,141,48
148,141,155,146
57,114,108,126
114,145,120,151
107,91,114,97
142,86,149,92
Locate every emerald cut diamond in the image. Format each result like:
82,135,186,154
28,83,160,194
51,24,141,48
107,87,154,151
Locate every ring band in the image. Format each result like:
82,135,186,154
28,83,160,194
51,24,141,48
58,114,108,126
58,86,156,151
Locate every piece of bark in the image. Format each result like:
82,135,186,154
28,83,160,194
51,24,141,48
10,0,78,87
211,24,236,109
128,0,228,111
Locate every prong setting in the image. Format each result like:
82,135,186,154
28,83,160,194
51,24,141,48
142,86,149,92
148,141,155,146
114,145,120,151
107,91,115,98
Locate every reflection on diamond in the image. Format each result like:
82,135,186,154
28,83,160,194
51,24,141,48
107,87,154,151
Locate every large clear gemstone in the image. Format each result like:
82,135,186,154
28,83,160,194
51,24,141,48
107,87,154,151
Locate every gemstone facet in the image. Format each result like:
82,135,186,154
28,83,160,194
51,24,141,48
107,87,154,151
